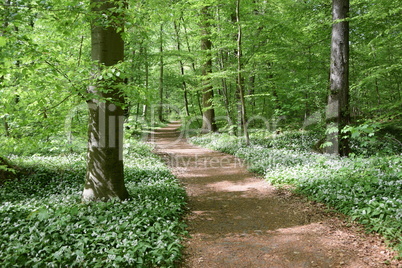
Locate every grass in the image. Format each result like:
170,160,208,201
190,131,402,257
0,139,187,268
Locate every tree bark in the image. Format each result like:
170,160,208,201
200,5,218,133
158,23,164,122
236,0,250,144
325,0,350,156
3,118,10,137
83,0,129,201
181,16,203,117
174,20,190,117
218,50,234,129
143,46,149,118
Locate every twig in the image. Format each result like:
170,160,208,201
45,94,75,111
385,136,402,146
44,60,86,99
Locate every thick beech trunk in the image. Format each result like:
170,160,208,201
325,0,350,156
83,0,129,201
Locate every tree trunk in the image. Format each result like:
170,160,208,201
236,0,249,144
158,23,164,122
83,0,129,201
325,0,350,156
218,50,235,131
181,16,202,117
174,21,190,117
249,74,256,114
3,118,10,137
143,46,149,118
200,5,217,132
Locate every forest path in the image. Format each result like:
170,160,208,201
149,122,399,268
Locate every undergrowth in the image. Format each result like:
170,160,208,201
190,131,402,257
0,139,187,267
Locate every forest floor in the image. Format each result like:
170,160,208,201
150,122,402,268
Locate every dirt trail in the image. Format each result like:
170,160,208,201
150,122,401,268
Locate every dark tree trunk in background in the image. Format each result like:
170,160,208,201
3,119,10,137
325,0,350,156
200,5,217,133
83,0,129,201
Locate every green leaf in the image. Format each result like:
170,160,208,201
28,207,50,221
0,36,6,47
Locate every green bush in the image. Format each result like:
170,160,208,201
344,121,402,156
0,141,187,267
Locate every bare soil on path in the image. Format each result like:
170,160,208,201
150,122,401,268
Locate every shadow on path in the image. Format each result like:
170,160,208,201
150,122,399,268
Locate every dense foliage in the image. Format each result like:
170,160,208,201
1,0,401,142
0,140,187,267
190,131,402,256
0,0,401,264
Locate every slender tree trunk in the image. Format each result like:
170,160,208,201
181,16,203,117
2,0,11,35
174,21,190,116
218,50,234,130
266,63,280,112
200,5,217,132
3,118,10,137
181,16,198,76
83,0,129,201
135,103,140,124
305,47,312,121
78,35,84,67
325,0,350,156
2,0,12,138
236,0,249,144
159,24,164,122
249,74,256,114
183,82,190,116
216,11,234,130
230,12,242,135
143,46,149,118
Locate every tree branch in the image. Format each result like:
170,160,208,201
44,60,86,99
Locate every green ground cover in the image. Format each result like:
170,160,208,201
0,139,187,267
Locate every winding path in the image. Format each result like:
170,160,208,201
149,122,399,268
